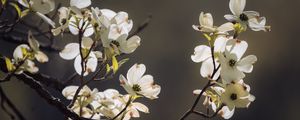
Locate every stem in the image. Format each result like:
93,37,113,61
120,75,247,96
111,96,133,120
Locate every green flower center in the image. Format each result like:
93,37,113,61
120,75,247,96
228,59,236,67
230,93,238,100
132,84,141,92
239,13,249,21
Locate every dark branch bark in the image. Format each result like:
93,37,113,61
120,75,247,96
15,73,89,120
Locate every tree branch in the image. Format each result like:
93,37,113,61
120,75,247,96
15,73,89,120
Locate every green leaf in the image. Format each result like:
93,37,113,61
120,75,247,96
112,56,118,74
118,58,129,67
203,33,212,41
21,9,30,18
1,0,7,5
9,2,21,18
5,57,15,72
106,64,111,74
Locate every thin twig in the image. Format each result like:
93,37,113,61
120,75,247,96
111,96,132,120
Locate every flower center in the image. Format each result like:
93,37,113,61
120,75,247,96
239,13,249,21
228,59,236,67
132,84,141,92
230,93,238,100
110,41,120,47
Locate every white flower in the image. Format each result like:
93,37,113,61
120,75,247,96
121,95,149,120
59,37,100,76
119,64,161,99
62,85,100,119
218,39,257,84
68,16,94,37
193,12,234,33
224,0,269,31
221,82,255,111
191,36,231,80
102,33,141,54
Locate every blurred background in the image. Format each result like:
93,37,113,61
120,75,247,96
1,0,300,119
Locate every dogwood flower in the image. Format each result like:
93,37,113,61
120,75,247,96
17,0,56,27
191,36,232,80
70,0,91,9
62,85,100,119
224,0,269,31
119,64,161,99
59,37,100,76
12,31,48,74
121,95,149,120
218,39,257,84
193,12,234,33
221,82,255,111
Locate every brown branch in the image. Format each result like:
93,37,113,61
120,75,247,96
15,73,90,120
128,14,152,38
111,96,132,120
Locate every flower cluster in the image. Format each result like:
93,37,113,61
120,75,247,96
62,64,161,120
5,31,48,74
4,0,160,119
190,0,270,119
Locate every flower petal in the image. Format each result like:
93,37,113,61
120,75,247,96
70,0,91,9
132,102,149,113
126,64,146,85
119,35,141,54
191,45,211,63
237,55,257,73
59,43,79,60
229,0,246,15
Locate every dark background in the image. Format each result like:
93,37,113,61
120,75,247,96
1,0,300,120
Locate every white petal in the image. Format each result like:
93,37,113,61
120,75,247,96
23,60,39,73
74,53,97,76
62,86,79,99
229,0,246,15
217,22,234,33
226,39,248,60
100,9,117,20
59,43,79,60
214,36,229,52
141,85,161,99
68,16,79,35
81,37,94,49
248,17,268,32
191,45,211,63
193,89,202,95
83,22,94,37
17,0,29,7
201,58,220,80
35,12,56,28
199,12,213,28
31,0,55,14
13,44,30,60
28,31,40,51
58,7,69,25
132,102,149,113
126,64,146,85
35,51,49,63
119,35,141,54
119,75,136,95
219,106,235,119
224,14,238,22
237,55,257,73
138,75,155,91
70,0,91,9
243,11,260,19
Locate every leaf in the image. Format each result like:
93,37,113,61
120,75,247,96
203,33,211,41
106,64,111,74
118,58,129,67
112,55,118,74
21,9,30,18
9,2,21,18
5,57,15,72
1,0,7,5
